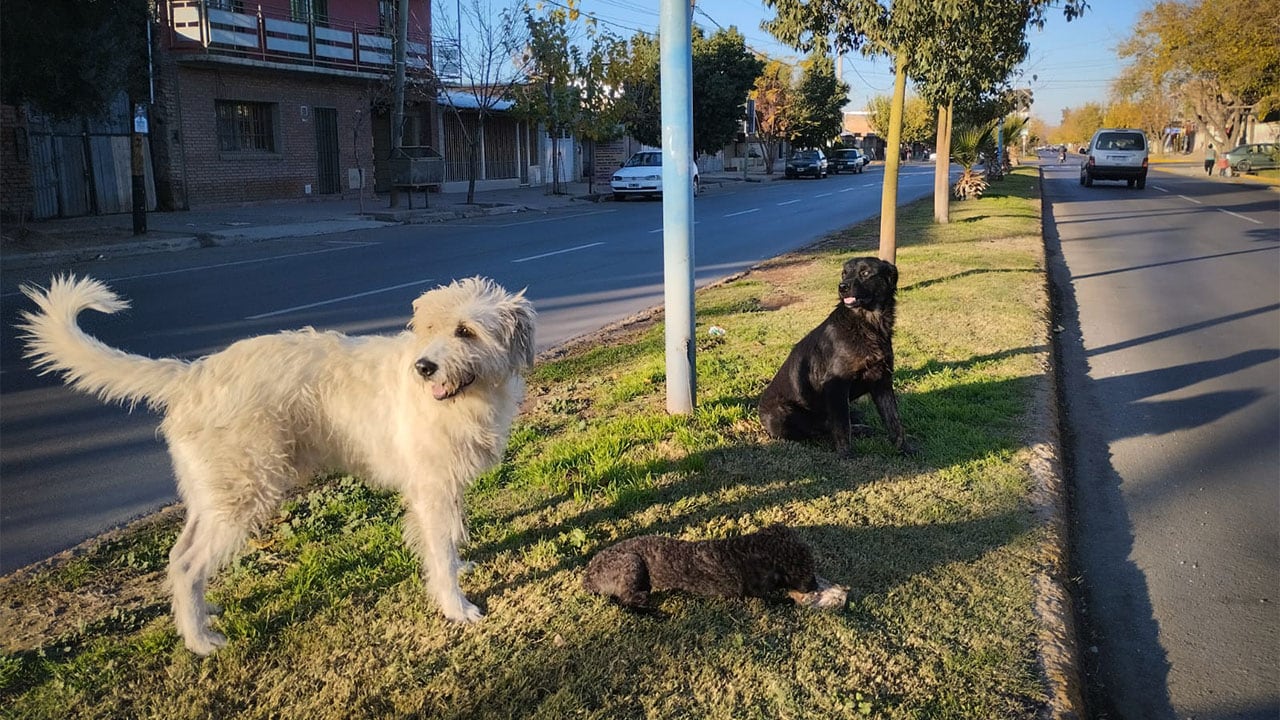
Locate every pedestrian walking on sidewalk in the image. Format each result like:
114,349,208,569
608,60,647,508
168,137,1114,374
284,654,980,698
1216,153,1230,177
1204,144,1216,175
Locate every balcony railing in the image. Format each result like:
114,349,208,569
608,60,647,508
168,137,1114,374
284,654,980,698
165,0,430,76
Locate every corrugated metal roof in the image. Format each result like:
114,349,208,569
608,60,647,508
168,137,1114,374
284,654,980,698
437,89,514,112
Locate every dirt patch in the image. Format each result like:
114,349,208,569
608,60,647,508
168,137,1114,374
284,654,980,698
0,506,184,653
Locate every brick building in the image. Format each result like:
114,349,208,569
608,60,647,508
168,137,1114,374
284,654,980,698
152,0,434,209
1,0,435,219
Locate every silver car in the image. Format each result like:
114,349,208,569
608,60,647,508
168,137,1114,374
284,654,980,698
1080,128,1149,189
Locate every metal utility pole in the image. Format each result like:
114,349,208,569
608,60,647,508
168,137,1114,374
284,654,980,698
659,0,696,414
389,0,410,208
131,101,148,234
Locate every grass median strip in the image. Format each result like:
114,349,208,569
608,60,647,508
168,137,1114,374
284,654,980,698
0,167,1058,719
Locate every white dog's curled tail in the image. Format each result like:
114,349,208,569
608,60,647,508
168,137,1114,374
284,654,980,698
18,275,188,411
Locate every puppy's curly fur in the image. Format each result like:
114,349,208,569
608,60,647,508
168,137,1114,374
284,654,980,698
582,525,818,607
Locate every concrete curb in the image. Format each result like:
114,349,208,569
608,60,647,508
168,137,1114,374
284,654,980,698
1034,166,1087,720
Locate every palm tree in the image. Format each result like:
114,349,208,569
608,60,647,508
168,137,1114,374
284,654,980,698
1001,115,1029,167
950,122,995,200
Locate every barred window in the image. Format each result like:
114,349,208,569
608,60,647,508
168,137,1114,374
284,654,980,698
215,100,276,153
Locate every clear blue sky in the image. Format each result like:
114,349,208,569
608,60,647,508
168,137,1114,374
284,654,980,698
565,0,1144,126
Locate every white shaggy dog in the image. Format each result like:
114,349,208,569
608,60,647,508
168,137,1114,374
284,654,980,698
19,275,535,655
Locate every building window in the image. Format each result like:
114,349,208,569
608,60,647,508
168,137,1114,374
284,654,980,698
378,0,395,31
215,100,277,153
290,0,328,24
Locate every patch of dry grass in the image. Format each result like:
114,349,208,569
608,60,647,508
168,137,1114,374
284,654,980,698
0,169,1058,719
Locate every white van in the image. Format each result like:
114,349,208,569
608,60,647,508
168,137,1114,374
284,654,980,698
1079,129,1149,189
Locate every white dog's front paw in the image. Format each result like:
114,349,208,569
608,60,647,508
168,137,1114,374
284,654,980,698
439,596,485,624
185,629,228,656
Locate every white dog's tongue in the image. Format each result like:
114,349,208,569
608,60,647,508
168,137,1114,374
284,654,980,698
431,383,451,400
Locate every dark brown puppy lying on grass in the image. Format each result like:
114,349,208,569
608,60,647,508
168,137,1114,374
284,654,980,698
582,525,846,610
758,256,912,458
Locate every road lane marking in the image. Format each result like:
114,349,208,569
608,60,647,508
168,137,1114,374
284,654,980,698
649,221,702,233
723,208,760,218
1217,208,1263,225
1178,194,1203,204
511,241,606,263
815,192,833,198
777,199,802,206
839,187,857,193
246,277,436,320
861,183,877,187
1152,185,1169,192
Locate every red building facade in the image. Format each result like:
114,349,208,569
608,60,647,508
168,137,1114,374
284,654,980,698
152,0,433,208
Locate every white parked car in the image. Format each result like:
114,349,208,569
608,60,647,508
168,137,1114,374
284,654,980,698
610,150,700,201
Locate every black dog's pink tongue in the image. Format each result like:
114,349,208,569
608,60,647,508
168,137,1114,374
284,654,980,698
843,297,857,305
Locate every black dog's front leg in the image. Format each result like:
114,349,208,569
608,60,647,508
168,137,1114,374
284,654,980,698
823,379,854,458
871,382,915,455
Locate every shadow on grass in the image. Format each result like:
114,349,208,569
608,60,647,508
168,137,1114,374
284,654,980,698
899,267,1039,293
431,513,1031,719
468,368,1053,604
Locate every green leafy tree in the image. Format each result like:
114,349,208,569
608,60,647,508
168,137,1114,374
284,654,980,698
750,60,797,175
866,94,893,138
0,0,151,118
763,0,1087,261
619,27,763,156
789,50,850,148
909,0,1043,223
1052,102,1106,147
515,2,627,194
691,28,766,156
616,33,662,150
868,93,935,145
1118,0,1280,148
515,6,577,195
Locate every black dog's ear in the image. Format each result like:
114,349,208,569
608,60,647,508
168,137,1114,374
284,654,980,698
881,259,899,289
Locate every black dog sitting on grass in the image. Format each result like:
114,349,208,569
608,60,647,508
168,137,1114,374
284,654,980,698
582,525,846,610
758,256,911,458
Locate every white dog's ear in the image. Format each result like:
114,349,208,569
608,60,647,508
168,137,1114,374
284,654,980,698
505,290,536,371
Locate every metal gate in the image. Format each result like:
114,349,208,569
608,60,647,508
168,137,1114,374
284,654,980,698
315,107,341,195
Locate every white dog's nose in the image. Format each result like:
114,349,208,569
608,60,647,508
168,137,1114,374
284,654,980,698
415,358,438,378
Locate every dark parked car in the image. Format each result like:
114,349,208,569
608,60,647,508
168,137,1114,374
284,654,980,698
830,148,867,174
1225,143,1279,174
785,149,828,179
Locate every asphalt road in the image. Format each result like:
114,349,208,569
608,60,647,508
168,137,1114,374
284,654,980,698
1042,157,1279,718
0,164,947,573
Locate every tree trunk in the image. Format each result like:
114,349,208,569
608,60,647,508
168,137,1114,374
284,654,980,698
878,52,908,265
550,132,561,195
466,138,478,204
933,101,953,224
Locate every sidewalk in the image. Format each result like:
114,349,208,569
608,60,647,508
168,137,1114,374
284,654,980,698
0,179,590,270
0,165,860,271
1148,157,1280,187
